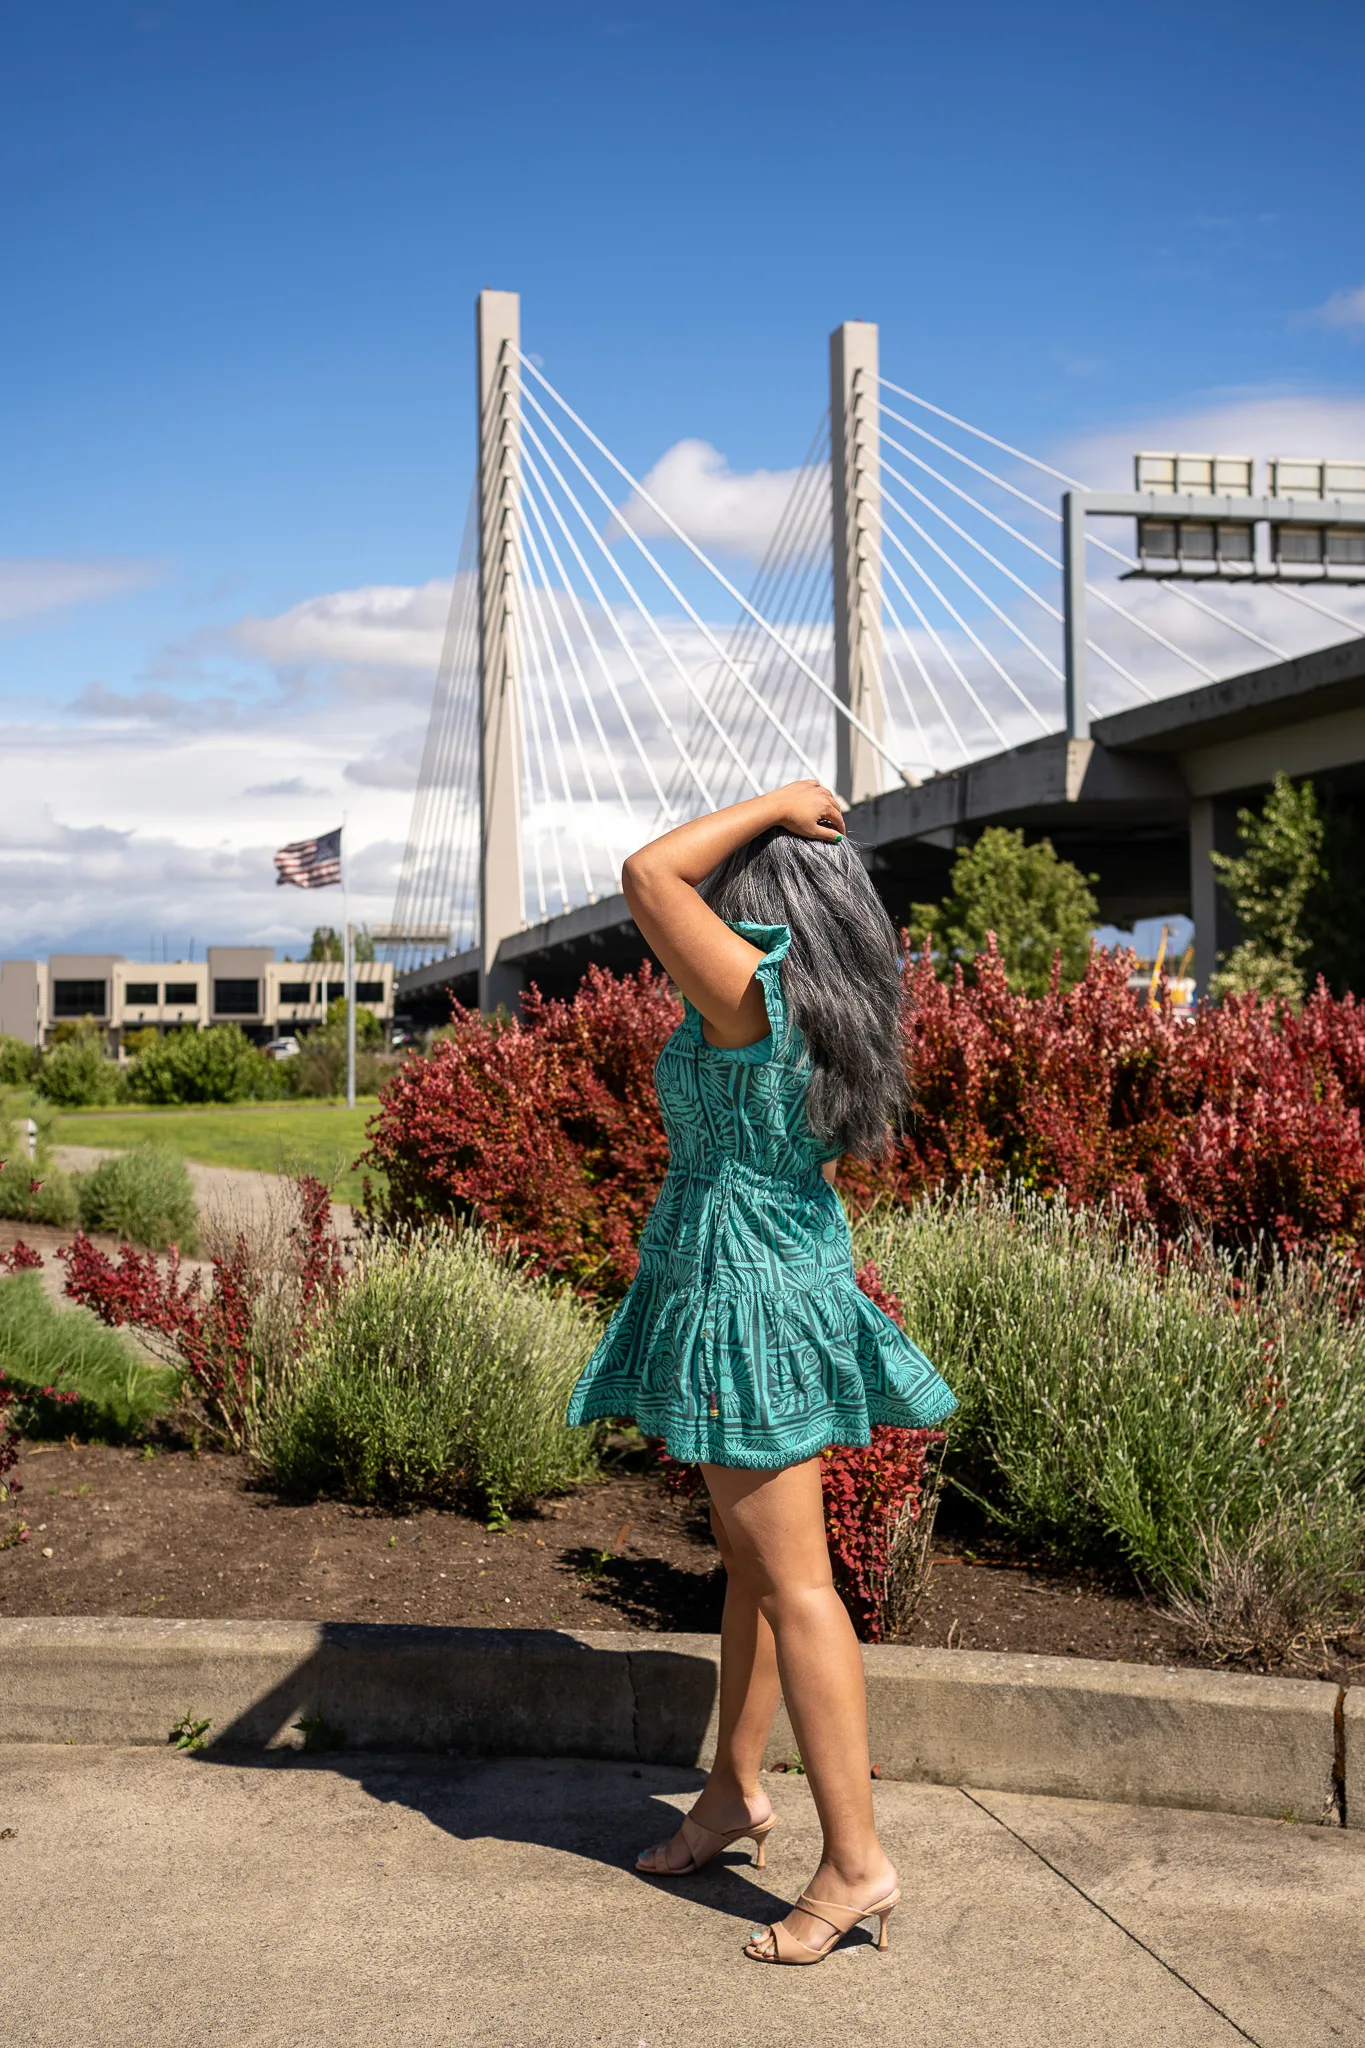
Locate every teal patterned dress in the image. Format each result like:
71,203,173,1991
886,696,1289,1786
565,922,956,1469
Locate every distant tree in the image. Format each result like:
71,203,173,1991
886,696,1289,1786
1211,774,1324,1005
0,1033,37,1087
128,1024,276,1105
908,827,1099,998
307,925,375,963
322,998,383,1049
35,1024,125,1108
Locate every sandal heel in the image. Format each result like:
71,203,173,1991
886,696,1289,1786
875,1902,895,1951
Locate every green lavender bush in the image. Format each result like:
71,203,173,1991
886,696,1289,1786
260,1228,602,1516
76,1142,199,1251
854,1187,1365,1658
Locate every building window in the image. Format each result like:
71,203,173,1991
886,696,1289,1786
213,979,260,1016
326,981,345,1004
164,982,199,1005
125,982,159,1005
278,981,312,1004
53,979,107,1018
355,981,385,1003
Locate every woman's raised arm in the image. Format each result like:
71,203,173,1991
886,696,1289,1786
621,781,844,1048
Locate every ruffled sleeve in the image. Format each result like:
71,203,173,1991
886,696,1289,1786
682,921,793,1057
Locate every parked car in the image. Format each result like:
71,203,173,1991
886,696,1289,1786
263,1035,301,1060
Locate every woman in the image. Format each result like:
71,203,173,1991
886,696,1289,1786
566,779,956,1965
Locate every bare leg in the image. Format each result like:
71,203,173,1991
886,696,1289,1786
636,1501,782,1873
702,1458,896,1953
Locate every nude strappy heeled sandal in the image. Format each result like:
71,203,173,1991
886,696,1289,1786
635,1809,777,1877
744,1885,900,1964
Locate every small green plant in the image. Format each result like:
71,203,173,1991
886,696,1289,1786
294,1712,346,1753
1212,773,1325,1004
259,1227,603,1513
76,1143,199,1251
169,1712,212,1753
0,1120,78,1228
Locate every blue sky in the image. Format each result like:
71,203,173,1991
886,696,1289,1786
4,0,1364,957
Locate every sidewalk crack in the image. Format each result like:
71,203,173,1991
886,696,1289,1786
625,1650,642,1761
958,1787,1262,2046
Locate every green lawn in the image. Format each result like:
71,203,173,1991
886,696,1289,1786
51,1100,383,1204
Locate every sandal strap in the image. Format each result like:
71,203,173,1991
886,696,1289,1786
794,1891,863,1936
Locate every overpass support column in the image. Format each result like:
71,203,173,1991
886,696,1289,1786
476,288,526,1014
830,321,886,805
1189,797,1217,996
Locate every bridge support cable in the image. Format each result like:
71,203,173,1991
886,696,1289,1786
877,465,1064,682
872,530,1016,752
659,421,838,824
518,380,825,796
388,484,482,967
877,401,1193,702
863,587,935,773
511,542,590,910
882,378,1365,685
874,424,1154,703
878,487,1055,727
516,497,632,880
1273,581,1365,637
516,351,912,793
517,410,736,810
517,439,683,820
869,539,975,761
519,491,642,826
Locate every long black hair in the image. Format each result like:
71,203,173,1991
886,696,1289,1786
701,827,906,1158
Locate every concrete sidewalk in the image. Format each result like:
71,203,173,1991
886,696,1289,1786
4,1747,1361,2047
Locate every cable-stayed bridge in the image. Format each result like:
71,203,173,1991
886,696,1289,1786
386,291,1365,1016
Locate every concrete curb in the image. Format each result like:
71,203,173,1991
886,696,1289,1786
0,1618,1344,1826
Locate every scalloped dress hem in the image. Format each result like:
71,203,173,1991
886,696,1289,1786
566,1385,959,1471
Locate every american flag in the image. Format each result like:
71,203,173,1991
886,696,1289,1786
274,826,342,889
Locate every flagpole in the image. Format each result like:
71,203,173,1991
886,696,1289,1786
342,812,355,1110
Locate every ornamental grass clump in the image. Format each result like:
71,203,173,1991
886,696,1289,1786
0,1266,177,1439
260,1228,602,1517
856,1187,1365,1660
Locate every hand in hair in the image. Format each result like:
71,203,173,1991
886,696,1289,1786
621,784,846,1050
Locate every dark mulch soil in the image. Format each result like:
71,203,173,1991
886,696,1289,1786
5,1442,1356,1684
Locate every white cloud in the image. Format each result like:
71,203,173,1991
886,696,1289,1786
608,440,826,562
344,727,426,790
233,578,456,675
1313,284,1365,332
244,777,331,798
0,557,160,626
1063,392,1365,490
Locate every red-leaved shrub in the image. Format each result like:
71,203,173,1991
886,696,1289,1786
60,1176,344,1449
364,943,1365,1279
362,965,680,1300
841,942,1365,1263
